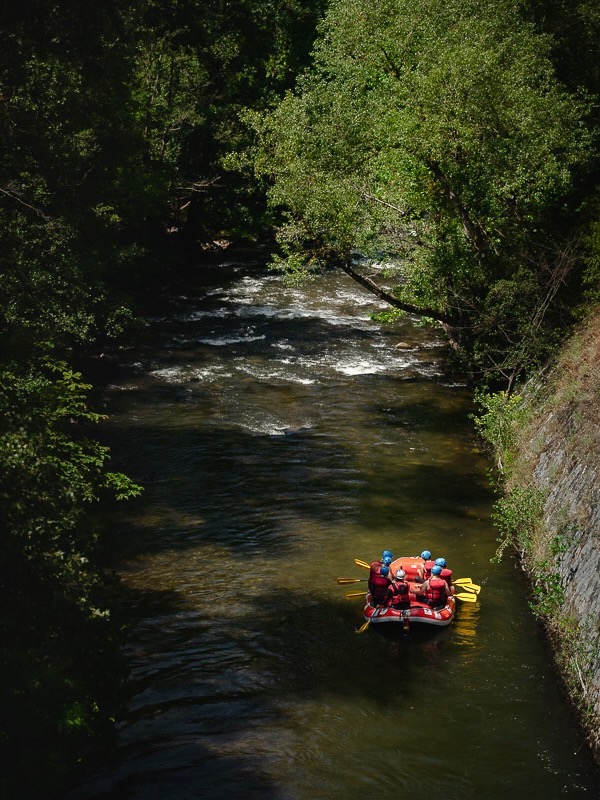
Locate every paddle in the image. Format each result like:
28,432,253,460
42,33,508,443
346,590,367,599
336,577,368,584
354,558,370,569
356,619,371,634
454,592,477,602
454,579,481,593
452,582,477,594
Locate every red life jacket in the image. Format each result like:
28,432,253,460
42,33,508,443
424,577,447,606
423,559,435,577
388,580,410,608
369,560,383,582
440,567,453,587
369,572,391,604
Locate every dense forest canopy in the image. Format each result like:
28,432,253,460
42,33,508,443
0,1,325,795
0,0,598,795
255,0,599,386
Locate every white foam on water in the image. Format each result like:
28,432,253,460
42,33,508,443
233,415,315,436
149,364,233,383
334,360,390,376
149,366,187,382
233,305,280,318
238,363,316,385
176,308,232,321
196,334,266,346
271,341,294,351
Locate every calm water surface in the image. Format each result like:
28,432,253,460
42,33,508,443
70,259,599,799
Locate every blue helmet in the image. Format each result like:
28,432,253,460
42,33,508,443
431,565,442,575
435,557,446,568
421,550,431,560
382,555,392,566
382,550,393,560
380,565,390,577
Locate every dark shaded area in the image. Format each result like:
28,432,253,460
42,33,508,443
64,575,454,799
65,568,600,799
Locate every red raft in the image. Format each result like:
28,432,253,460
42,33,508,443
363,556,456,629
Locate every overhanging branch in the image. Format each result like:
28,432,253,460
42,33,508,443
337,257,451,325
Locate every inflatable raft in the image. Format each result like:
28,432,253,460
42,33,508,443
362,556,456,629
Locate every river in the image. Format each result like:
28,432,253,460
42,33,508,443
69,256,600,799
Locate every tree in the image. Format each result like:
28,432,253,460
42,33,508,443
0,360,142,797
1,3,328,790
128,0,328,242
255,0,595,385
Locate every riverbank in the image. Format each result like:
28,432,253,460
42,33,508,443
477,306,600,759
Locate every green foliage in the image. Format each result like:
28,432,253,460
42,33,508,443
1,3,327,792
582,212,600,304
0,359,142,796
525,0,600,96
524,533,575,624
126,0,328,240
371,308,407,325
472,390,528,474
491,485,544,560
529,560,565,619
256,0,597,384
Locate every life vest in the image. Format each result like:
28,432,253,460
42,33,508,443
369,572,391,604
388,580,410,608
424,577,447,606
423,559,435,578
440,567,453,587
369,560,383,583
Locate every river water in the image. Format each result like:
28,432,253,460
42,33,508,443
71,257,599,799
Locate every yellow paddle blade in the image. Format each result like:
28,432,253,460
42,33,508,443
346,590,366,599
356,619,371,633
336,577,365,584
454,578,481,593
454,582,476,594
454,592,478,602
354,558,370,570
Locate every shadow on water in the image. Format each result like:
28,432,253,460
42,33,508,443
98,412,494,564
71,578,456,800
72,565,600,799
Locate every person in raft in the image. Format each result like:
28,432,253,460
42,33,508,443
369,550,394,589
369,550,393,583
369,564,392,607
418,565,451,608
420,550,435,580
387,569,411,610
434,557,453,588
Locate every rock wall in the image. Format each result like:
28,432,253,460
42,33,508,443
506,307,600,756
